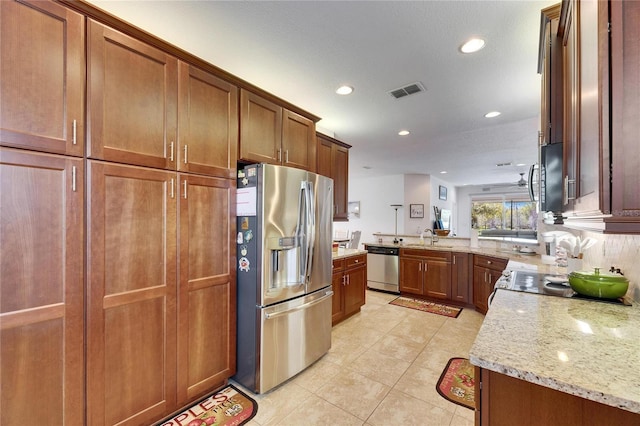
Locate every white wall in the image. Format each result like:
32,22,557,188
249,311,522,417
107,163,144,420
335,173,459,245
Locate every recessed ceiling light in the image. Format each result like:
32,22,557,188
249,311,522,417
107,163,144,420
398,130,410,136
440,171,447,174
516,163,526,167
336,85,354,95
484,111,501,118
460,38,485,53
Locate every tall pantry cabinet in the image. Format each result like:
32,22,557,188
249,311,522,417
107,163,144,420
1,1,237,424
0,1,85,424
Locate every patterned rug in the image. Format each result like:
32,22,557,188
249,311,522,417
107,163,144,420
389,296,462,318
436,358,475,410
157,384,257,426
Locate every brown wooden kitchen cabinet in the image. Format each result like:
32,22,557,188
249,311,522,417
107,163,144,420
332,254,367,325
317,133,351,221
240,89,317,171
475,366,640,425
400,249,452,300
177,174,236,404
0,148,85,425
87,19,178,170
472,255,508,314
86,161,178,425
451,252,472,304
539,4,563,146
555,0,640,232
177,63,238,179
0,0,85,157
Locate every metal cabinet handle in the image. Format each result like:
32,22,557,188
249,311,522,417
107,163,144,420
277,149,282,162
71,166,77,192
183,145,188,164
169,141,174,162
170,178,175,199
72,120,77,145
285,150,289,163
183,179,187,199
564,175,576,204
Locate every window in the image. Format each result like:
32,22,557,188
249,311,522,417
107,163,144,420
471,196,537,241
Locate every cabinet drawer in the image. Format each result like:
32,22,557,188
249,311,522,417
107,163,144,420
333,258,345,271
345,254,366,269
473,255,508,271
401,248,451,262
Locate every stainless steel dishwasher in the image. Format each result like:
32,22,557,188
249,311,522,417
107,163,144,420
365,245,400,294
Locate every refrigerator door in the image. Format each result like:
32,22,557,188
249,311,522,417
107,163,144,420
307,172,333,294
260,164,310,306
257,288,333,393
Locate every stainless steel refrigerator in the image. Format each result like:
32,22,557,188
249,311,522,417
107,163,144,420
233,163,334,394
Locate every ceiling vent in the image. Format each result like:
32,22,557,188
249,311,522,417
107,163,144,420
389,82,426,99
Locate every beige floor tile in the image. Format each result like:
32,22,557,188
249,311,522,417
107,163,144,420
412,347,460,375
394,364,459,413
455,404,475,421
371,333,426,363
275,394,364,426
367,389,455,426
316,370,391,420
449,413,475,426
346,347,412,387
248,382,313,426
387,315,444,345
290,357,343,393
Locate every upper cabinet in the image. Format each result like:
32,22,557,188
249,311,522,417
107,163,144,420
88,21,239,178
0,0,85,157
240,89,317,171
539,4,563,145
555,0,640,233
177,63,238,179
317,133,351,221
87,19,178,170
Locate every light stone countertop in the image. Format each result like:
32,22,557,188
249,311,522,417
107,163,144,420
331,248,367,260
470,289,640,414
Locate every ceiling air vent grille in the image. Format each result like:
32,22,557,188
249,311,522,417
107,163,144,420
389,82,426,99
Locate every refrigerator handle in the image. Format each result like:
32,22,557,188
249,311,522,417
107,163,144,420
304,181,316,284
528,164,536,202
264,290,333,319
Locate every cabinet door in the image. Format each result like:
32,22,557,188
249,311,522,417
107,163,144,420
610,0,640,216
333,144,349,221
451,252,471,304
400,257,424,295
344,265,366,317
473,266,491,314
1,148,84,425
239,89,282,165
331,270,345,325
177,174,236,404
317,136,333,177
87,161,177,425
424,259,452,300
282,109,316,171
0,0,84,157
87,20,178,170
177,63,238,178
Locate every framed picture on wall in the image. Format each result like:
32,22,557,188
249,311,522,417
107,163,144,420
439,185,447,201
410,204,424,218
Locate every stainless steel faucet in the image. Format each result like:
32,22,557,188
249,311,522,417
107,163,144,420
423,229,439,245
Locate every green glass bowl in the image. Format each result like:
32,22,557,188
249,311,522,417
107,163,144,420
568,268,629,299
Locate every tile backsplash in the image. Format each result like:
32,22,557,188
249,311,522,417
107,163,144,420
577,231,640,303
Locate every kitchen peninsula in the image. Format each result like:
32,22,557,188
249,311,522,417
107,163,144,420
471,290,640,424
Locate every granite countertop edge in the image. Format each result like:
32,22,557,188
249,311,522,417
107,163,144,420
469,290,640,414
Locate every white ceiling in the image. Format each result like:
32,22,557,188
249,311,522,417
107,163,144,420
88,0,556,187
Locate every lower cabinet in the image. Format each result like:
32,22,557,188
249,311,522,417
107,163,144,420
86,161,236,425
472,255,508,314
399,249,452,300
475,367,640,425
332,254,367,325
0,148,85,425
451,252,471,304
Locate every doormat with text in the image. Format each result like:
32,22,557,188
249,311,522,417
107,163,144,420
436,357,475,410
157,384,257,426
389,296,462,318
